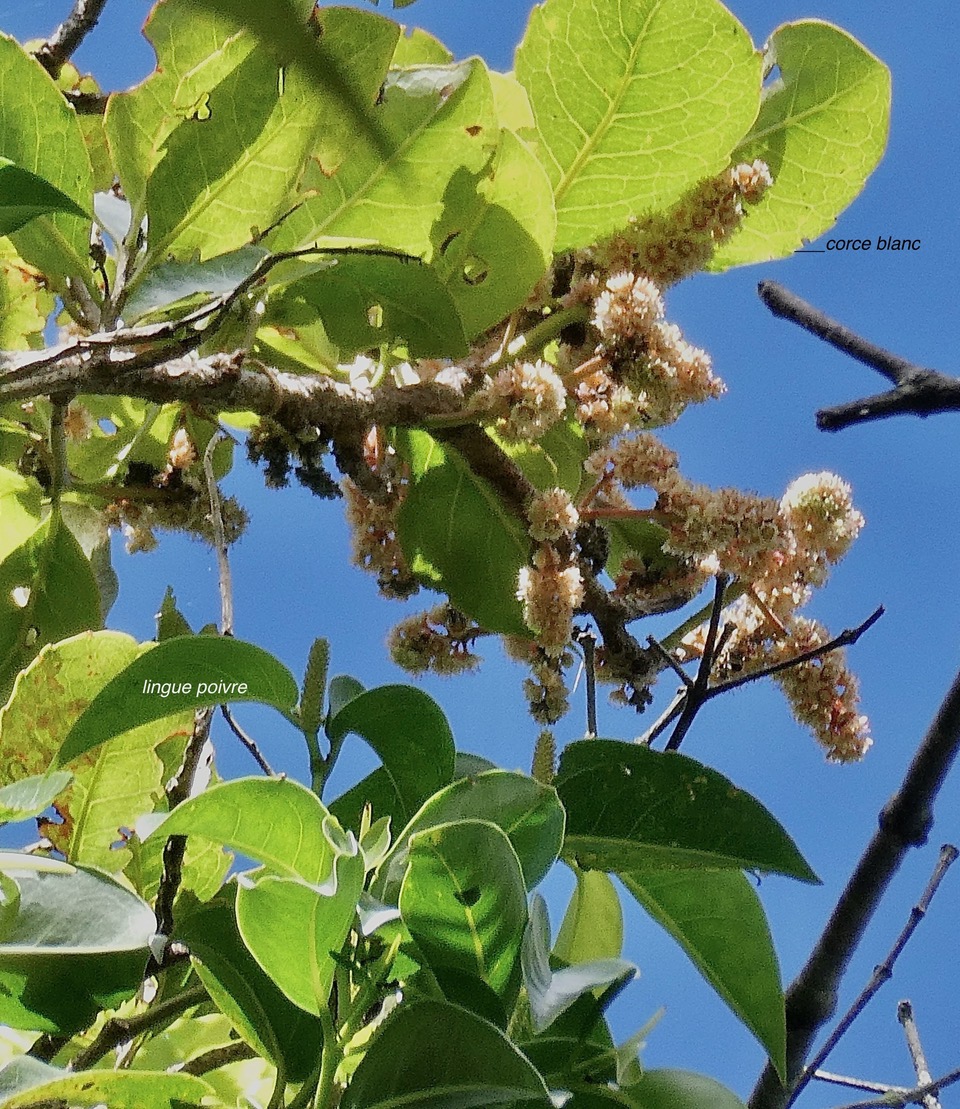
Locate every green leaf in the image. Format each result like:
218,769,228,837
488,417,588,498
155,586,193,640
400,820,528,1011
391,27,453,67
397,429,531,635
55,635,299,767
0,158,90,237
0,773,72,826
0,36,93,290
623,1069,747,1109
147,776,334,883
0,865,154,1032
108,3,397,265
299,637,329,740
326,684,456,826
176,885,324,1082
711,21,891,268
431,129,556,339
515,0,762,251
0,469,41,562
523,894,635,1034
603,516,674,581
269,59,499,260
341,998,553,1108
0,241,55,350
554,867,624,964
0,1058,212,1109
373,770,564,903
0,516,102,704
517,993,617,1088
620,867,785,1081
235,850,365,1015
269,253,469,359
555,740,818,882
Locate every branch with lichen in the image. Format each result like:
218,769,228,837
33,0,109,79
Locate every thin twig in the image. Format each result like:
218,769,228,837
202,432,233,636
177,1039,257,1075
33,0,109,78
646,636,693,688
748,656,960,1109
813,1071,909,1095
220,704,275,776
757,282,960,431
575,628,598,736
637,689,686,746
897,1000,941,1109
69,985,207,1070
785,843,958,1105
830,1066,960,1109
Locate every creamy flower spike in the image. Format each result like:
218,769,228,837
526,488,580,543
781,471,865,563
481,359,567,441
517,544,584,655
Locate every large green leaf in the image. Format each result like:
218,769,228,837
623,1069,747,1109
0,36,93,290
373,770,564,903
326,684,455,826
268,252,469,358
0,865,153,1032
0,469,41,562
146,776,333,884
0,517,101,705
554,867,623,965
0,1057,211,1109
711,21,891,268
397,429,531,635
431,129,556,339
235,850,365,1015
515,0,762,251
489,418,588,499
517,993,617,1090
341,998,553,1108
269,59,499,260
108,2,397,266
399,820,528,1011
620,867,785,1081
0,773,72,826
555,740,818,881
176,885,324,1082
55,635,299,767
0,158,89,237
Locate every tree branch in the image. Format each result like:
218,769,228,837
749,672,960,1109
757,282,960,431
33,0,109,78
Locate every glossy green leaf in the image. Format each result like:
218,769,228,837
489,418,588,499
269,252,469,358
0,865,153,1032
555,867,624,964
235,850,365,1015
0,517,101,704
55,636,299,767
518,993,617,1089
327,684,455,826
0,1057,211,1109
515,0,761,251
623,1069,747,1109
176,885,324,1081
0,471,41,564
155,587,193,640
269,59,498,260
110,3,397,265
391,27,453,67
64,397,179,484
620,867,785,1080
523,894,635,1034
556,740,818,882
400,820,528,1009
374,770,564,903
147,776,333,883
397,429,531,635
0,36,93,289
341,998,552,1108
431,129,555,339
0,157,89,237
0,773,72,826
712,21,891,268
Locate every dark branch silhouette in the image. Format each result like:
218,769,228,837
757,282,960,431
33,0,109,78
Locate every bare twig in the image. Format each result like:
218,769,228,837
202,432,233,636
33,0,109,78
220,704,276,776
574,628,598,737
898,1000,941,1109
785,845,957,1105
757,282,960,431
813,1071,908,1096
177,1039,257,1075
68,985,207,1071
830,1066,960,1109
749,662,960,1109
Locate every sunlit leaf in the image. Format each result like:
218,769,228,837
554,867,623,965
0,1057,211,1108
0,157,89,237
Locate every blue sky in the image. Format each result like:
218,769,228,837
2,0,959,1103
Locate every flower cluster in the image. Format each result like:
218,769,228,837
476,359,567,441
526,487,580,543
342,478,419,600
516,544,584,656
388,605,482,676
